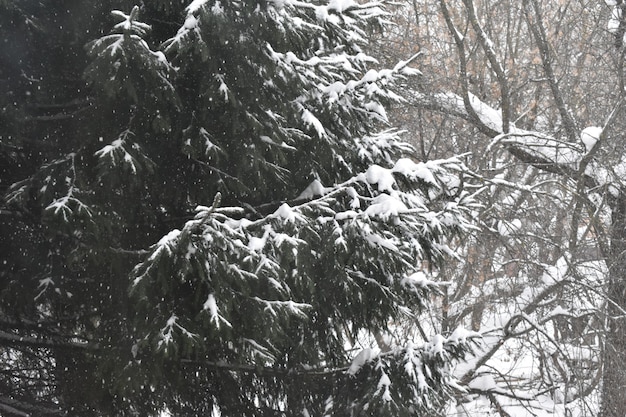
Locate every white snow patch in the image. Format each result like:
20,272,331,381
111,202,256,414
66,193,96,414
348,347,376,375
297,179,328,199
469,373,498,391
393,158,438,185
274,203,297,222
346,187,360,209
428,334,445,355
377,372,393,402
248,236,266,251
186,0,209,13
248,227,270,251
497,219,522,236
328,0,356,13
548,305,570,317
301,109,326,137
335,210,358,221
183,14,199,30
156,229,181,247
609,6,622,33
203,293,232,329
364,194,408,219
203,293,218,315
448,327,477,344
365,165,396,192
581,126,602,152
365,233,398,251
401,271,437,290
541,256,569,285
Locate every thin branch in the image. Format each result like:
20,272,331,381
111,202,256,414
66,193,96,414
0,330,96,351
179,358,349,377
0,396,63,417
461,0,511,133
522,0,578,143
460,276,569,385
438,0,499,137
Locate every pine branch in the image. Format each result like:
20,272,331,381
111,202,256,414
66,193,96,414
108,246,150,256
0,330,97,351
0,396,63,417
179,358,349,377
21,105,92,122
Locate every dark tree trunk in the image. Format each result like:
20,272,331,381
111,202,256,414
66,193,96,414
602,192,626,417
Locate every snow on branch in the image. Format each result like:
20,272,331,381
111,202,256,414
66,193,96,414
410,90,626,192
203,293,233,329
131,155,476,360
341,330,479,414
157,314,198,352
95,129,155,178
44,153,93,222
85,7,178,108
111,6,151,37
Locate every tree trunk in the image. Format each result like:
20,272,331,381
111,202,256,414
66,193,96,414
602,192,626,417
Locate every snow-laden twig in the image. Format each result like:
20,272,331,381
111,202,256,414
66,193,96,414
44,153,93,222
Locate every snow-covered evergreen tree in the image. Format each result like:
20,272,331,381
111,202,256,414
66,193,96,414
1,1,478,415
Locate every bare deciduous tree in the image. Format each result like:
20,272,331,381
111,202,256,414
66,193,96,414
371,0,626,415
